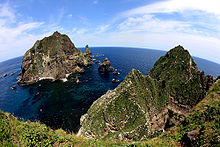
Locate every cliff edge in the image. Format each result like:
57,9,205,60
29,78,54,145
18,31,92,85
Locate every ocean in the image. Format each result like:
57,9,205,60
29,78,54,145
0,47,220,133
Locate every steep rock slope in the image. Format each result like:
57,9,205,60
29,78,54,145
0,80,219,146
145,79,220,146
79,45,214,141
18,31,92,85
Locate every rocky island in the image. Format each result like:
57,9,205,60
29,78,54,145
79,45,215,140
18,31,92,85
98,58,114,73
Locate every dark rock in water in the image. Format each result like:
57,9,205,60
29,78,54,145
95,54,104,57
17,73,22,76
79,45,214,140
16,76,21,80
11,85,17,90
112,78,119,83
113,71,119,75
3,73,7,77
16,76,22,84
76,77,80,84
98,58,114,73
35,92,40,96
94,60,100,63
18,31,92,85
10,73,15,76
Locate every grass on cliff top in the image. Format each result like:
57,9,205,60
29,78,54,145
0,110,132,146
1,78,219,146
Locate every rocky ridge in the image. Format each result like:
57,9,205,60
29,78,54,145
18,31,92,85
79,45,215,140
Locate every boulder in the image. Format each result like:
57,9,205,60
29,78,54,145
3,73,7,77
181,128,201,146
94,60,100,63
10,73,15,76
11,85,17,90
112,78,119,83
113,71,119,75
98,58,114,73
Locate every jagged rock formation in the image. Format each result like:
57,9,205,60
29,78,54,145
79,45,215,140
18,31,92,85
98,58,114,73
169,79,220,146
84,45,93,64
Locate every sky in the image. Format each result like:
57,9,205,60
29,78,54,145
0,0,220,64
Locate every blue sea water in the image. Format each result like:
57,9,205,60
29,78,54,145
0,47,220,133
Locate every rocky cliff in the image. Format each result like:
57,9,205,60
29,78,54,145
18,31,92,85
98,58,114,73
79,45,215,141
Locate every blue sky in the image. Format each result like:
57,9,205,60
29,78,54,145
0,0,220,64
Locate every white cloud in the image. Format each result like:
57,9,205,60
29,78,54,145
76,28,88,34
67,14,72,18
118,15,191,33
0,2,15,24
80,30,220,64
108,0,220,63
95,24,110,34
123,0,220,18
0,2,46,62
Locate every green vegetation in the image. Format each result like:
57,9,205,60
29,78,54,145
80,45,211,140
167,79,220,146
2,80,218,146
148,45,206,106
0,111,132,146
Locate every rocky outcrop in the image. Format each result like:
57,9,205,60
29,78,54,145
94,60,100,63
84,45,93,65
18,31,92,85
79,45,214,140
98,58,114,73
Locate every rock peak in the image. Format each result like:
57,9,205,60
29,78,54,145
52,31,61,37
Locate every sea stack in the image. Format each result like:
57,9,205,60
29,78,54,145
98,58,114,73
79,45,214,140
18,31,92,85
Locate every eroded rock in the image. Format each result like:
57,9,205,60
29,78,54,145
18,32,92,85
98,58,114,73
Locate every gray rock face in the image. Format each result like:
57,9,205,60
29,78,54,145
18,31,92,85
98,58,114,73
